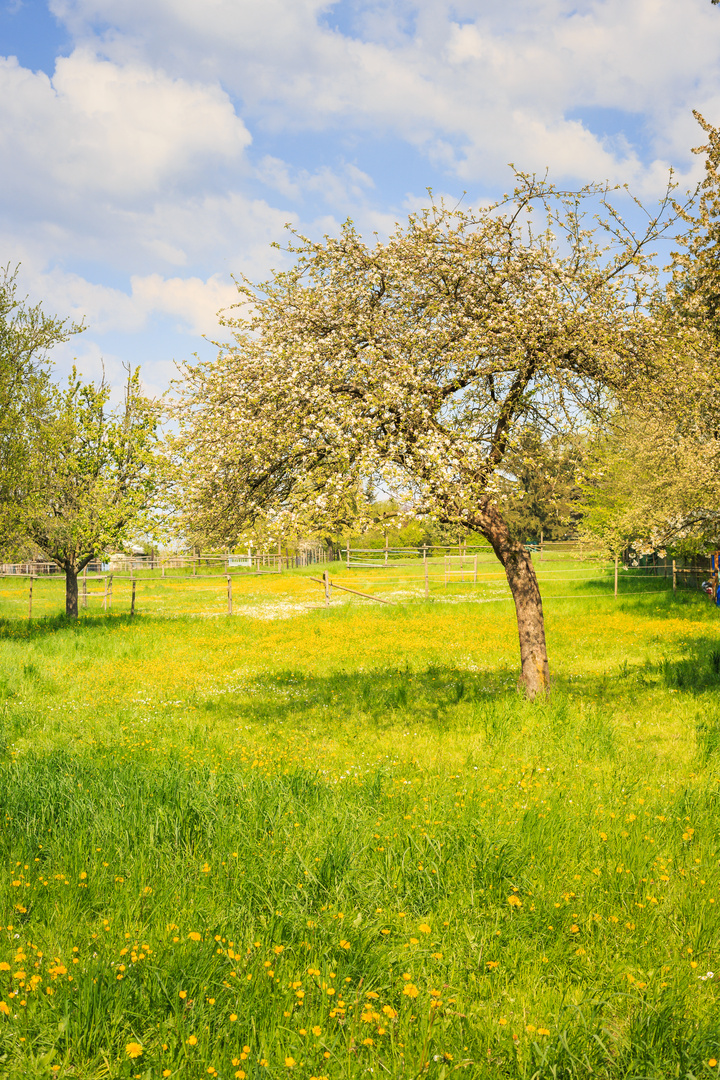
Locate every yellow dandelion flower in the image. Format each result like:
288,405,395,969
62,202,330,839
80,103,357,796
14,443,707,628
312,1026,322,1036
230,1013,237,1021
125,1042,143,1059
507,895,522,908
188,932,202,942
284,1057,296,1068
418,923,431,934
0,1001,10,1015
537,1028,550,1036
187,1035,197,1046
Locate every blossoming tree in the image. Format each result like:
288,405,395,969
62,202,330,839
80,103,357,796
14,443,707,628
169,173,674,697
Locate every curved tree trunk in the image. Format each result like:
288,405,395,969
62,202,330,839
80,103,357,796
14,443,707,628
476,503,550,699
65,564,79,618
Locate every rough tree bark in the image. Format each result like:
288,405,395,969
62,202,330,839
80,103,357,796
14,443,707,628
65,564,79,618
471,502,550,698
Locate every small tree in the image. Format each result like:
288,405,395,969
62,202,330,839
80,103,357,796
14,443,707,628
7,367,157,616
169,174,675,696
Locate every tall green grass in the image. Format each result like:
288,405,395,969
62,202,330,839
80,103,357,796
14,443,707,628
0,585,718,1078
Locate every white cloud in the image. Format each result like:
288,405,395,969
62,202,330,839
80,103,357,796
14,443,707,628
1,0,717,403
129,273,238,337
46,0,720,190
0,48,251,204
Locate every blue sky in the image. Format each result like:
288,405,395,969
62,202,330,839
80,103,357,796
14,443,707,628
1,0,719,398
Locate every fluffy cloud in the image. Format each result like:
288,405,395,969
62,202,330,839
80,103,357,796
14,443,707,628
0,48,251,205
25,264,239,337
48,0,720,187
2,0,719,399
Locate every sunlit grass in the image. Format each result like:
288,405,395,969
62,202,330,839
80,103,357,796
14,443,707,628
0,572,718,1077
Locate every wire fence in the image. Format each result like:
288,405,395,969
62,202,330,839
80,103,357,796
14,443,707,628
0,543,713,620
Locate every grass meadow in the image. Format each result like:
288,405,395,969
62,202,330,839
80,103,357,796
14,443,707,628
0,561,719,1078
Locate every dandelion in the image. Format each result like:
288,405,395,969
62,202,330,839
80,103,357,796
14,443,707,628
498,1018,507,1026
187,1035,198,1046
418,923,431,934
188,932,202,942
125,1042,143,1059
709,1059,717,1068
312,1026,322,1036
507,895,522,908
285,1057,296,1067
230,1013,238,1021
537,1028,550,1036
0,1001,9,1015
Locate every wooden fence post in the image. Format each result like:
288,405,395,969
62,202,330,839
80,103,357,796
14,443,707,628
673,559,677,595
346,543,350,569
109,574,113,610
104,575,108,612
424,550,429,600
82,567,87,609
227,574,232,614
614,557,618,598
130,579,136,616
384,532,388,566
474,554,477,583
540,529,544,562
323,569,330,607
28,576,33,620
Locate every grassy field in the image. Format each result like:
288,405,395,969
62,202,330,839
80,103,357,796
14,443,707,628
0,563,718,1078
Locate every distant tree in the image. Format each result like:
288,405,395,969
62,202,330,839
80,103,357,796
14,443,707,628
168,174,676,697
4,367,157,616
496,429,583,544
580,113,720,559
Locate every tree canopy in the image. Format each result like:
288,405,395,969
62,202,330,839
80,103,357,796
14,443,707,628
0,264,83,518
168,172,677,696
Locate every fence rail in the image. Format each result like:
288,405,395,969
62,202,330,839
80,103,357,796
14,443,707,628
2,550,715,622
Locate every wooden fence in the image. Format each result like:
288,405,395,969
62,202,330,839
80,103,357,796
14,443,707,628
3,542,716,620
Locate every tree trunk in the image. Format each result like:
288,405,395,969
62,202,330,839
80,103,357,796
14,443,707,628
478,503,550,698
65,564,79,618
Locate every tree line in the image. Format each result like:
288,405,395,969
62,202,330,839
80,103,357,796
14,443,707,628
4,115,720,696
